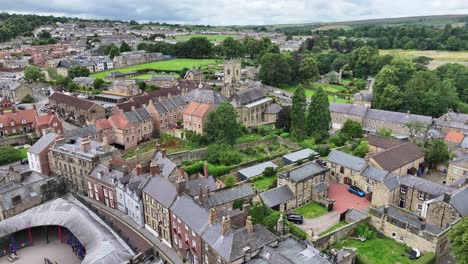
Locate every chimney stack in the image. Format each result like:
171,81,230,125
162,148,167,158
221,216,231,236
136,163,143,176
198,184,204,203
150,161,160,176
176,175,186,196
443,192,451,203
384,204,389,214
81,140,91,153
179,165,185,178
204,161,209,178
209,208,218,225
246,216,253,234
205,185,210,199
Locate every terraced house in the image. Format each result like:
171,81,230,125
146,95,187,133
49,92,106,126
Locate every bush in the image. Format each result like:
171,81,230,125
0,146,22,165
21,94,34,103
287,222,309,240
328,131,347,147
316,144,331,156
207,144,242,165
263,167,276,177
355,255,374,264
355,224,376,240
224,175,237,188
280,132,290,138
300,137,316,149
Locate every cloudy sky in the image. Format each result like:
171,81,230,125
2,0,468,25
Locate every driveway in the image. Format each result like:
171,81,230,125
328,183,371,214
299,211,340,237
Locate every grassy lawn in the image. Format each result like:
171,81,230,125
319,221,348,236
174,34,237,42
279,84,349,103
379,49,468,62
293,202,328,219
128,74,179,80
335,237,432,264
90,58,220,79
250,175,277,191
18,147,28,159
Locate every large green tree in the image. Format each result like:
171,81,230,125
306,87,330,140
350,46,378,78
259,53,291,86
449,217,468,264
221,37,244,59
119,41,132,52
375,84,403,111
290,84,307,140
68,66,90,79
24,66,44,83
204,102,242,146
424,139,450,167
341,120,363,139
435,64,468,103
299,56,320,83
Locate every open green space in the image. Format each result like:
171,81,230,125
18,147,29,159
319,221,348,236
379,49,468,62
335,237,435,264
90,58,220,79
279,84,350,103
249,174,277,191
293,202,328,219
128,74,180,80
173,34,238,42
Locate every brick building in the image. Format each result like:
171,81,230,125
34,113,63,136
49,92,106,126
0,109,37,136
146,95,186,132
87,164,125,209
183,101,214,135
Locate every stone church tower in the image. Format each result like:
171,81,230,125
222,59,242,97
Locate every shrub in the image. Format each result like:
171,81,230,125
224,175,237,188
355,224,376,240
0,146,22,165
328,131,347,147
21,94,34,103
287,222,309,240
280,132,290,138
263,167,276,177
207,144,242,165
300,137,316,149
316,144,331,156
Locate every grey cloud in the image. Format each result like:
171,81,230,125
1,0,467,25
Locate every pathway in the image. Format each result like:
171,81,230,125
299,211,340,237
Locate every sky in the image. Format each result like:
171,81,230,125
1,0,468,26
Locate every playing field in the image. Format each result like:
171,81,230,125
90,58,220,79
380,49,468,69
174,34,237,42
128,74,179,80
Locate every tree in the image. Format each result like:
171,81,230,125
224,175,237,188
405,121,428,141
38,30,51,39
220,37,244,59
377,128,393,137
449,217,468,264
68,66,90,79
350,46,378,78
435,64,468,103
67,82,78,92
298,56,320,83
353,141,369,158
93,78,105,90
259,53,291,86
119,41,132,52
204,102,242,146
275,106,291,132
136,80,147,91
306,87,330,140
341,120,362,139
290,84,307,140
108,45,120,59
207,144,242,165
129,20,139,25
424,139,450,167
24,66,43,83
375,84,403,111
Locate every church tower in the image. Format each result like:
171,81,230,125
222,59,241,97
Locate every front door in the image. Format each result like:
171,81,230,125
399,197,405,208
344,177,352,185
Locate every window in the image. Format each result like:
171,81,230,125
192,230,196,237
391,232,396,238
192,240,196,248
417,204,423,211
88,182,92,189
340,166,344,174
351,170,355,176
400,186,407,194
418,191,426,200
94,185,98,192
104,189,108,197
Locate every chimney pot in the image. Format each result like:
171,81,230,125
246,215,253,234
221,216,231,236
136,163,143,176
209,208,218,225
150,161,159,176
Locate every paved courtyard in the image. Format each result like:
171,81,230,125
299,211,340,237
328,183,371,214
0,240,80,264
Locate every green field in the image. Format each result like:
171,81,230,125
380,49,468,62
90,58,220,79
293,202,328,219
174,34,237,42
128,74,179,80
18,147,28,159
250,175,277,191
279,84,350,103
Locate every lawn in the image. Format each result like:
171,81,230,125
18,147,28,159
250,175,277,191
174,34,238,42
279,84,349,103
90,58,220,79
128,74,179,80
293,202,328,219
335,237,434,264
318,221,348,236
379,49,468,62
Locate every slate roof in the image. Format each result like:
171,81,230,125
238,161,278,180
0,173,46,211
151,95,186,114
152,151,177,178
361,165,390,182
62,125,99,139
328,150,366,171
364,109,432,125
460,137,468,149
28,132,59,155
49,92,102,111
450,187,468,216
73,76,95,85
380,205,444,235
280,162,328,183
313,182,328,193
330,103,368,117
370,142,424,172
345,209,367,222
150,76,176,82
365,134,404,149
383,175,400,190
207,184,254,208
185,176,218,197
282,148,318,163
143,175,177,208
89,164,124,185
260,185,295,208
183,89,227,106
124,108,151,124
170,194,209,235
264,104,282,114
231,87,266,105
399,175,455,196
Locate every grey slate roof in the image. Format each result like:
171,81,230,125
361,165,390,182
460,137,468,149
370,142,425,172
207,184,254,208
183,89,228,106
449,187,468,216
238,161,278,180
260,185,295,208
327,150,366,172
231,87,266,105
264,104,282,114
381,205,444,235
282,148,318,163
383,175,400,190
0,173,46,212
313,182,328,193
280,162,328,183
345,208,367,222
62,125,99,139
150,76,176,82
124,107,152,124
399,175,455,197
330,103,368,117
170,194,209,235
142,175,177,208
89,164,124,186
28,132,59,155
151,95,186,114
152,151,177,178
73,76,96,85
364,109,432,125
186,176,218,197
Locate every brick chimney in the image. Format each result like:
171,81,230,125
205,185,210,200
221,216,231,236
136,163,143,176
209,208,218,225
150,161,160,176
81,140,91,153
198,184,204,203
246,216,253,234
179,165,185,178
204,161,209,178
176,176,186,196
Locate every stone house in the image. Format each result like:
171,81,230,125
0,109,37,136
363,109,432,138
446,156,468,186
146,95,186,132
106,80,141,97
27,132,59,176
260,185,296,212
330,103,367,130
0,81,34,103
34,113,63,136
72,77,96,89
365,134,404,154
206,184,254,213
368,142,426,176
230,87,275,127
86,164,124,209
435,111,468,135
183,101,214,135
264,104,282,124
148,75,178,87
422,187,467,230
276,162,330,210
327,150,367,186
49,92,106,127
183,88,228,107
0,96,12,110
354,91,372,108
48,137,119,194
184,69,203,82
113,51,163,68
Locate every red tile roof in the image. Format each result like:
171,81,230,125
95,119,112,131
108,112,131,130
35,114,56,125
445,131,465,144
184,101,212,118
0,109,37,127
49,92,101,111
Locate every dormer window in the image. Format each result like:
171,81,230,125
21,119,26,124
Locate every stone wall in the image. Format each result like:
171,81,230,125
0,134,29,146
313,217,369,250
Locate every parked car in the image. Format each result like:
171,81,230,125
348,185,365,197
286,213,303,224
17,106,25,110
314,159,326,167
